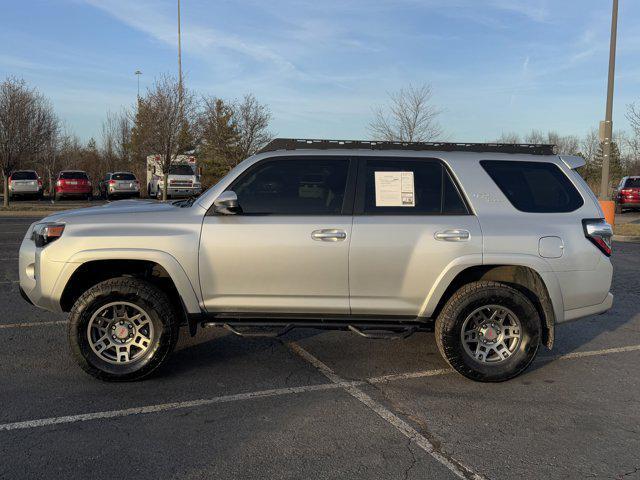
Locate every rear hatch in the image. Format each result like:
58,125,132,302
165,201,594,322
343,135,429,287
619,177,640,203
58,172,91,191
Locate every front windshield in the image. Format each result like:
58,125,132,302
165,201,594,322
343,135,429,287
168,164,194,176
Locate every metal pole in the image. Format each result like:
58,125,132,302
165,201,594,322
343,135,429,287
177,0,183,103
600,0,618,200
135,70,142,98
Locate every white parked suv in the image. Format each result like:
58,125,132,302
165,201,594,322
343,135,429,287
19,139,614,382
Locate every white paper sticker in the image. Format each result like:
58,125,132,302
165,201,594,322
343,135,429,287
374,171,415,207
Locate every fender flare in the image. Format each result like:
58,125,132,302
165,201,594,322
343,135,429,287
52,248,201,314
420,254,564,349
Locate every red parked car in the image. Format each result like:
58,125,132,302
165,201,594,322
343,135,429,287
615,176,640,213
54,170,93,201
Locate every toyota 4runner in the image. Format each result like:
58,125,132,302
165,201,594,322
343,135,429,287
19,139,614,382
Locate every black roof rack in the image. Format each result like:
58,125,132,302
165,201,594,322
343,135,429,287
259,138,556,156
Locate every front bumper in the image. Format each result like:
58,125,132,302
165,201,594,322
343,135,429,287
19,235,70,312
167,187,201,197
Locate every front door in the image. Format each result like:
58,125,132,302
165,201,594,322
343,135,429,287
199,156,355,314
348,157,482,317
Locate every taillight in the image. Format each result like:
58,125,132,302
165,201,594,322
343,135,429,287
620,189,632,195
37,179,42,187
56,180,62,186
582,219,613,257
109,180,116,185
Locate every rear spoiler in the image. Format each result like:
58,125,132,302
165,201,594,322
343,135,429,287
559,155,586,170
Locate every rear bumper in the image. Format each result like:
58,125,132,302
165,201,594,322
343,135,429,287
618,200,640,208
10,186,40,194
562,292,613,322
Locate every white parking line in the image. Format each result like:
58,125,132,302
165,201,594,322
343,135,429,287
0,381,361,432
0,341,638,439
0,280,19,285
288,342,485,480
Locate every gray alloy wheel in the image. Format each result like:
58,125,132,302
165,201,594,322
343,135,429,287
460,305,522,364
87,301,155,365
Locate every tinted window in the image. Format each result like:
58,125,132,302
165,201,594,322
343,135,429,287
60,171,88,180
231,158,349,215
361,158,469,215
481,161,583,213
168,164,194,175
11,171,37,180
624,178,640,188
112,173,136,180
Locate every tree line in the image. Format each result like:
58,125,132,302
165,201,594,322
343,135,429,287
2,76,640,206
0,74,275,204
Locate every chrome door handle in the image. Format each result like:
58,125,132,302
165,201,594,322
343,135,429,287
434,229,470,242
311,229,347,242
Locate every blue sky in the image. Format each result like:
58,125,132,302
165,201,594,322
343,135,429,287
1,0,639,143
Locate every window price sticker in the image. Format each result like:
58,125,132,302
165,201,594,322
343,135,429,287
374,171,415,207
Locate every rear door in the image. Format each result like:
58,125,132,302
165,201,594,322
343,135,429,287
199,156,356,314
349,157,482,317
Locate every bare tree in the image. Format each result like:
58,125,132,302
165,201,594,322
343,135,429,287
234,94,274,159
627,103,640,138
0,77,58,206
368,84,443,142
130,74,196,200
496,132,522,144
101,109,132,172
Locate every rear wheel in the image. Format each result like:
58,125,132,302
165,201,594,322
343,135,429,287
435,281,541,382
68,277,180,381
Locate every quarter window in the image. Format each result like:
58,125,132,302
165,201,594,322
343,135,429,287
360,158,469,215
481,160,584,213
230,158,350,215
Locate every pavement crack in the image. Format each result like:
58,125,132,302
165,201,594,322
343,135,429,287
403,436,418,480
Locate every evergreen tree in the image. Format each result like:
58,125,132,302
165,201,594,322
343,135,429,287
199,98,240,186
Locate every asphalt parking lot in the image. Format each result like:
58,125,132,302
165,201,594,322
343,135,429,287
0,215,639,480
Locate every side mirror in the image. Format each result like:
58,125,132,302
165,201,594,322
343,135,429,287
214,190,241,215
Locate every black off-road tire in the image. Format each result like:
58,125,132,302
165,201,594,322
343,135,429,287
435,281,541,382
68,277,180,382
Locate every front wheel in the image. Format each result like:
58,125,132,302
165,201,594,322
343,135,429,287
68,277,180,381
435,281,541,382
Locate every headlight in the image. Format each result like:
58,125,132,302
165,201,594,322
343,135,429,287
32,223,65,247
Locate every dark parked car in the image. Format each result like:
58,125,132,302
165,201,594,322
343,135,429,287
54,170,92,201
99,172,140,200
615,176,640,213
8,170,43,199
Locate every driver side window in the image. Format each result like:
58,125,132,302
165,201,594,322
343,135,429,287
229,157,350,215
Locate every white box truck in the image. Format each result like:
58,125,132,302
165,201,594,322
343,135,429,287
146,154,202,199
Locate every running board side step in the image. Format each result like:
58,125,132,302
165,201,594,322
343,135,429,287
200,319,430,339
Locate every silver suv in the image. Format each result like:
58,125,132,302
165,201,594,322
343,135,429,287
19,139,614,382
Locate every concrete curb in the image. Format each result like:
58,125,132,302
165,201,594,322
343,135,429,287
613,235,640,243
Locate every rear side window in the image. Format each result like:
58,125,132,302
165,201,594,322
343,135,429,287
359,158,469,215
112,173,136,180
481,161,583,213
11,171,37,180
60,171,88,180
624,178,640,188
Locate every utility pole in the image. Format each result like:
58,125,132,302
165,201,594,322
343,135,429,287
599,0,619,200
177,0,183,105
135,70,142,98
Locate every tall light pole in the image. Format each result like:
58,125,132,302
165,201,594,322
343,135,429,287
134,70,142,98
177,0,183,105
599,0,619,200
